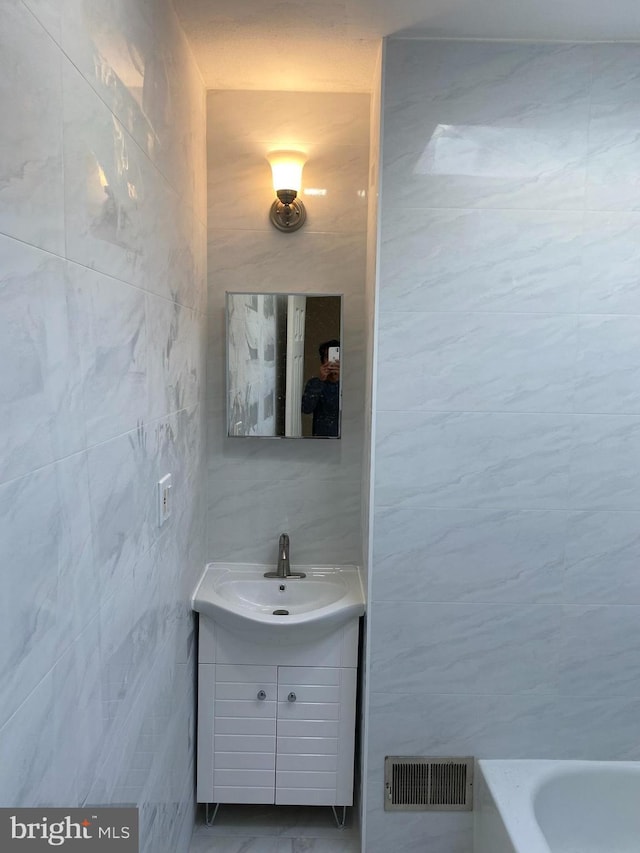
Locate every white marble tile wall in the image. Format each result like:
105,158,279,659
206,91,369,566
362,47,383,589
0,3,206,853
355,46,383,843
365,39,640,853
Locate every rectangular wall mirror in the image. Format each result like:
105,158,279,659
227,292,342,439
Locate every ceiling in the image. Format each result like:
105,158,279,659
173,0,640,92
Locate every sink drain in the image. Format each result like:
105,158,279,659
272,609,289,616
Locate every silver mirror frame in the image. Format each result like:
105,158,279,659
225,291,344,440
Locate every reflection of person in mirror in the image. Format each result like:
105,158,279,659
302,339,340,437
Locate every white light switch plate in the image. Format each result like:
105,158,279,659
158,473,172,527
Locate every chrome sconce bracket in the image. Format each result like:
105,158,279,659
269,190,306,232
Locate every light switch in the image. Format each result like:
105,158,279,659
158,473,172,527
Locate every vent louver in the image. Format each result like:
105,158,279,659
384,756,473,811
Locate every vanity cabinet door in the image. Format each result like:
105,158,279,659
213,664,277,804
275,666,357,806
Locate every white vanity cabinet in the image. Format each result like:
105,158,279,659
196,616,360,808
212,663,277,803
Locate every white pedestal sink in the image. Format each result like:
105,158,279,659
192,562,365,643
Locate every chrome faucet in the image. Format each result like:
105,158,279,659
264,533,306,579
277,532,290,576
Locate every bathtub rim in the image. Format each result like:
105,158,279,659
476,758,640,853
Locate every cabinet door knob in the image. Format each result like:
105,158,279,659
287,692,297,702
257,690,267,701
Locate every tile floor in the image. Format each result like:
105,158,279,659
189,804,360,852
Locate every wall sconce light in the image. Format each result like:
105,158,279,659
268,150,306,233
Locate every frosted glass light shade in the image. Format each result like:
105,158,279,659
268,151,305,192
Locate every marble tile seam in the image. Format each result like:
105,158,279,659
386,36,640,43
369,598,640,609
83,637,196,803
207,225,368,236
372,501,640,514
377,308,640,318
207,227,367,236
374,407,640,416
367,687,640,698
378,201,640,213
0,229,206,315
378,202,595,213
0,403,201,491
0,606,101,735
0,559,195,736
53,35,204,209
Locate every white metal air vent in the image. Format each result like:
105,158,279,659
384,756,473,811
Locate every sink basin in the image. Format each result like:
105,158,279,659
192,563,365,642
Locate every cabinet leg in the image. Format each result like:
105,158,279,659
205,803,220,826
331,805,347,829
